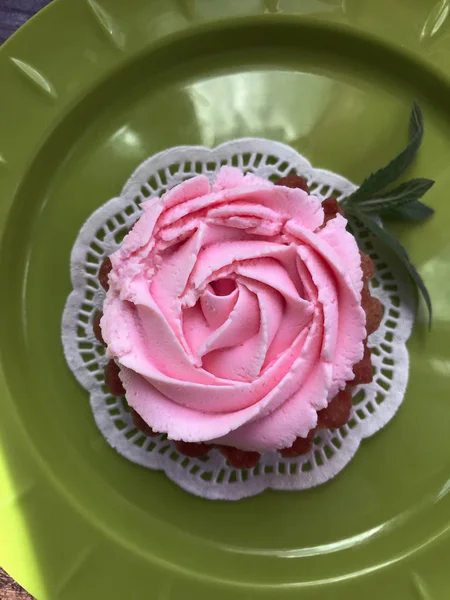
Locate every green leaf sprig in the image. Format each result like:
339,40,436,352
340,103,434,328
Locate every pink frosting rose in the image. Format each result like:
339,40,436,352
101,167,366,452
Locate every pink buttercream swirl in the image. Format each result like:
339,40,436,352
101,167,366,452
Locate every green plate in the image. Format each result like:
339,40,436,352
1,1,450,598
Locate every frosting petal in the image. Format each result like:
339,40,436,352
102,167,366,450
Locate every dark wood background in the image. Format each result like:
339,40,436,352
0,0,50,44
0,568,32,600
1,3,51,597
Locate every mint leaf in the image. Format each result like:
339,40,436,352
348,103,424,203
380,199,434,221
351,210,432,328
357,178,434,212
339,103,433,328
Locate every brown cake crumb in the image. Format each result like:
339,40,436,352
175,441,212,458
275,174,310,193
352,342,373,384
322,197,344,223
93,312,104,345
219,446,261,468
360,251,375,281
317,387,353,429
98,257,112,291
131,409,160,437
104,360,125,396
362,291,383,335
280,429,316,457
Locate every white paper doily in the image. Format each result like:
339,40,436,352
62,139,415,500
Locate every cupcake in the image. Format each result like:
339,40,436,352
95,167,382,468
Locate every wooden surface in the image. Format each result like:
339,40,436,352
0,0,51,44
0,568,33,600
1,3,52,597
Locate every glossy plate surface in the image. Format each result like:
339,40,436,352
1,1,450,598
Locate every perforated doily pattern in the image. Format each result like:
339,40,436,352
62,139,415,500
